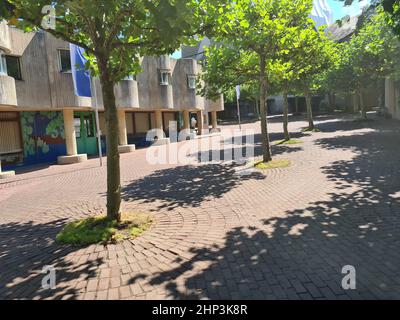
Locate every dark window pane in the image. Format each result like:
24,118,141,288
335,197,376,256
0,52,7,74
6,56,22,80
74,118,81,138
59,50,71,73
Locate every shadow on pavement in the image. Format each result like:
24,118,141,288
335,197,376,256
128,118,400,300
0,219,104,299
122,163,266,211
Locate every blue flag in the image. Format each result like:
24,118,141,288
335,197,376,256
70,44,92,97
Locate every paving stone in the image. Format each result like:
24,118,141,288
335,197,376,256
1,116,400,300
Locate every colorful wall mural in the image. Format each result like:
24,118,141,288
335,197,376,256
20,112,66,165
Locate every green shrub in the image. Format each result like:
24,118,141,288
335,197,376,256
254,159,291,170
56,213,153,245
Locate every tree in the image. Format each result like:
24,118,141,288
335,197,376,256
325,7,400,118
318,42,356,111
382,0,400,34
1,0,224,221
293,27,337,130
268,24,338,139
351,8,400,118
201,0,314,163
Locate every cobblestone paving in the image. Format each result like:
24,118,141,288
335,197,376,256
0,114,400,300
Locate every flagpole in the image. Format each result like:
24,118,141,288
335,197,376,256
91,77,103,167
236,98,242,131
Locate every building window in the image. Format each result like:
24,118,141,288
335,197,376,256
0,50,7,75
84,116,95,137
187,75,196,89
159,70,170,86
58,49,71,73
74,118,81,138
5,56,22,80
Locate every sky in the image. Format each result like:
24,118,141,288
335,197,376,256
327,0,370,20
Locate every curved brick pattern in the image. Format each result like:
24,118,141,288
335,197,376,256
0,115,400,300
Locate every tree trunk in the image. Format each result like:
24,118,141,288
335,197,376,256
283,89,290,141
378,79,385,111
259,56,272,163
328,91,336,112
304,87,314,130
98,56,122,222
359,86,367,119
328,92,333,110
295,96,299,114
353,93,359,113
332,93,336,110
255,99,260,120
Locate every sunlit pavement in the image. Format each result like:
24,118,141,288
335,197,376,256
1,114,400,300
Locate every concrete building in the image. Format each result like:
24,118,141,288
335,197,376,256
0,22,223,173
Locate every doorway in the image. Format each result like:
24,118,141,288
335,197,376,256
74,112,98,156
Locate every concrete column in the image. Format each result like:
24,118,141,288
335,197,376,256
58,109,87,165
179,110,195,141
154,110,163,131
64,109,77,156
117,109,135,153
152,110,169,146
197,110,204,135
183,110,190,130
211,111,218,129
117,109,128,146
203,112,210,134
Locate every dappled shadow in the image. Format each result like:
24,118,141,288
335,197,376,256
192,132,305,164
131,118,400,299
312,114,382,133
0,219,104,300
122,163,266,211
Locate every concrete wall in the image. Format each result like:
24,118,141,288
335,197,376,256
0,74,17,107
386,79,400,120
0,21,11,53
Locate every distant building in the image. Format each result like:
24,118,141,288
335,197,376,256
385,79,400,120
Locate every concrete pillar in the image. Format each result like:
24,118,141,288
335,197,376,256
203,112,210,134
58,109,87,165
117,109,128,146
154,110,163,131
179,110,195,141
64,109,77,156
152,110,169,145
197,110,204,135
211,111,218,129
117,109,135,153
183,110,190,130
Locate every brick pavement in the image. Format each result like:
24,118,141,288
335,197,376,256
0,114,400,300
